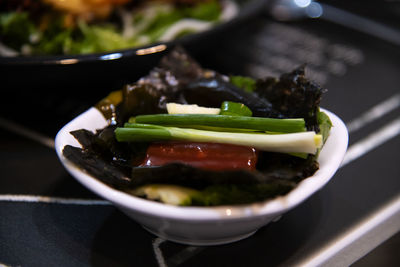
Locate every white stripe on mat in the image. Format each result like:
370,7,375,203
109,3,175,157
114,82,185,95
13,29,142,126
0,194,110,205
0,117,55,149
342,117,400,167
346,93,400,133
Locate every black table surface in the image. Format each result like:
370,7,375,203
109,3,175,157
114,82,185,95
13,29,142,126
1,1,400,266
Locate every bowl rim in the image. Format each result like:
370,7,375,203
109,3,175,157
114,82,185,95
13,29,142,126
0,0,268,66
55,106,348,222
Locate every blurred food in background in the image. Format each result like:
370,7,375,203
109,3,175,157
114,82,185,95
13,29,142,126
0,0,238,56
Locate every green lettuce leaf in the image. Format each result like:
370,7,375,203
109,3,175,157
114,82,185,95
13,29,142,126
0,11,36,49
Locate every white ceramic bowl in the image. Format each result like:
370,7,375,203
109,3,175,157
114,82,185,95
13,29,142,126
55,107,348,246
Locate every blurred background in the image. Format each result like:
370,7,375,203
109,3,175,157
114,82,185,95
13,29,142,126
1,0,399,266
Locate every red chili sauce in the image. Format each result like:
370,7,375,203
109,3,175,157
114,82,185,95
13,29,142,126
140,141,258,171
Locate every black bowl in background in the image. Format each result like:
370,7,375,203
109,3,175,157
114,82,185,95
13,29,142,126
1,0,268,136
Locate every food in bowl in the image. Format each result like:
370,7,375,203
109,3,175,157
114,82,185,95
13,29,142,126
0,0,238,56
61,47,333,207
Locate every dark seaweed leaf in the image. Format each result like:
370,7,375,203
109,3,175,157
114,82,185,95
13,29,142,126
70,127,136,169
255,65,326,131
63,145,131,188
256,152,319,183
64,127,148,188
129,163,297,189
113,46,213,124
182,77,281,117
116,83,171,124
157,46,206,85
